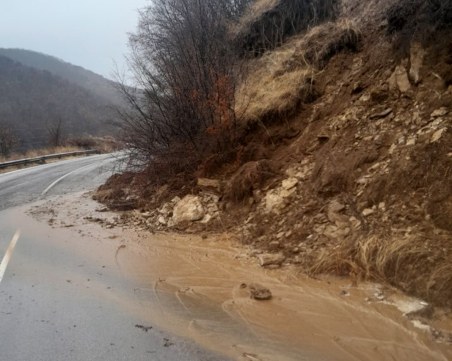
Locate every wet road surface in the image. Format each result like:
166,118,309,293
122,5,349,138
0,155,230,361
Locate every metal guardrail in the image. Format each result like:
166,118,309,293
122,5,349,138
0,150,100,170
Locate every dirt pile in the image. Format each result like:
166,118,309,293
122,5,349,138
97,0,452,308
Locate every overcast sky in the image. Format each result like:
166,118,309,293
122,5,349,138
0,0,148,79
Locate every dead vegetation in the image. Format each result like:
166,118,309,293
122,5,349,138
233,0,340,55
236,18,361,124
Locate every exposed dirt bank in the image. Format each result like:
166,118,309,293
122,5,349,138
29,192,452,361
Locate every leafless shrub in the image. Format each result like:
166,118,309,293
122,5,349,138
0,123,18,157
46,118,65,147
118,0,249,168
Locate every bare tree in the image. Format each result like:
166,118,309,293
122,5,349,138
0,123,18,157
117,0,249,167
46,118,65,147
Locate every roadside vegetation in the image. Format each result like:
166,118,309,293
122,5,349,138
102,0,452,308
0,136,118,164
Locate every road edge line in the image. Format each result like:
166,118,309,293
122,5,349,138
0,230,21,283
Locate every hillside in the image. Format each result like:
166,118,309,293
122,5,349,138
0,55,117,151
0,48,124,107
97,0,452,315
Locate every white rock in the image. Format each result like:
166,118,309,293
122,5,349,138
282,177,298,190
171,196,181,204
258,253,286,267
157,215,167,225
406,136,416,146
172,195,205,224
431,107,448,118
200,214,212,224
362,208,375,217
389,65,411,93
264,187,296,213
431,128,447,143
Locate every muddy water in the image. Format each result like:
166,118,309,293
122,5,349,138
117,233,452,361
27,194,452,361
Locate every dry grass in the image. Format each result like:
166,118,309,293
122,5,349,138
235,19,360,124
231,0,280,36
309,235,452,307
0,145,81,163
236,62,315,123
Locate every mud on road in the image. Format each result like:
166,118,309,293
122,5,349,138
29,192,452,361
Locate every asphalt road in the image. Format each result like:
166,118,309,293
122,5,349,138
0,155,229,361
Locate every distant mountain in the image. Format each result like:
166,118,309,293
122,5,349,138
0,48,124,107
0,54,119,151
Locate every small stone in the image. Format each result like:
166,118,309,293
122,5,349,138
157,216,167,225
431,128,447,143
268,241,280,250
197,178,221,190
249,283,272,301
281,177,298,190
406,136,416,146
431,107,448,118
369,108,393,120
328,200,345,213
257,253,286,267
362,208,375,217
200,214,212,224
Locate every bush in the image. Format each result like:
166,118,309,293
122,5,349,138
118,0,251,168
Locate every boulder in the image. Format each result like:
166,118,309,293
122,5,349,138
172,195,205,224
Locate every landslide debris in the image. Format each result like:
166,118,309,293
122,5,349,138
97,0,452,308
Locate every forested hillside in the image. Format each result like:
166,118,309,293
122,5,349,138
0,48,124,106
0,55,117,152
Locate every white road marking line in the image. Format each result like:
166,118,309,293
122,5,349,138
0,230,21,283
41,163,96,196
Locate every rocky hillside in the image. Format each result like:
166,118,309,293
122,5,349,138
97,0,452,308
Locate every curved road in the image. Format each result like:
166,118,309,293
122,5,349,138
0,155,228,361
